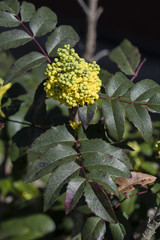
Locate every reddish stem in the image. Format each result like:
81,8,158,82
99,96,148,106
16,15,51,63
131,58,146,82
115,189,148,209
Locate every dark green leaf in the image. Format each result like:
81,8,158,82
0,29,32,51
87,171,119,196
25,144,77,183
148,93,160,113
125,104,152,142
29,6,57,37
130,79,159,102
109,39,141,75
25,81,46,124
82,217,106,240
78,102,97,129
0,0,20,14
83,152,130,177
84,182,116,222
102,99,125,141
106,72,133,97
29,125,75,153
65,177,86,214
0,214,55,240
80,139,132,169
110,223,126,240
31,62,48,81
20,1,35,22
5,52,46,84
0,11,19,27
44,161,80,211
99,68,113,88
46,25,79,57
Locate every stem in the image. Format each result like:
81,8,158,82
131,58,146,82
2,117,48,130
99,96,148,106
15,15,51,63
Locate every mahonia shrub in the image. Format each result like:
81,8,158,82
0,1,160,239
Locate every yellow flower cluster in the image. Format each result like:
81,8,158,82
0,78,12,117
44,44,101,108
69,120,82,130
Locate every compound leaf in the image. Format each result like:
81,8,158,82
0,11,19,27
0,29,32,51
20,1,35,22
4,52,46,84
29,6,57,37
102,99,125,141
106,72,133,97
109,39,140,75
29,125,75,153
130,79,160,102
148,93,160,113
46,25,79,57
84,182,116,222
44,161,80,211
0,0,20,14
87,171,119,196
78,102,97,129
110,223,126,240
125,104,152,142
65,177,86,214
82,216,106,240
25,144,77,183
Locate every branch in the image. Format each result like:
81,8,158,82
77,0,104,61
77,0,89,16
141,205,160,240
15,15,51,63
90,49,109,62
131,58,146,82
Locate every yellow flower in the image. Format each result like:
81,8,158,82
0,78,12,117
44,45,101,108
69,120,82,130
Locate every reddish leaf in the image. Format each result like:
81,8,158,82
115,171,156,194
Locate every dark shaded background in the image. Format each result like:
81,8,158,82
15,0,160,84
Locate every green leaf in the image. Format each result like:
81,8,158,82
80,139,132,169
130,79,160,102
82,216,106,240
106,72,133,97
0,11,19,27
83,152,130,177
110,223,126,240
4,52,46,84
99,68,113,88
25,144,77,183
65,177,86,214
102,99,125,141
84,182,116,222
87,171,119,196
78,102,97,129
0,0,20,14
0,30,32,51
44,161,80,211
125,104,152,142
46,25,79,57
148,93,160,113
0,214,55,240
29,6,57,37
109,39,141,75
29,125,75,153
25,81,46,125
20,1,35,22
